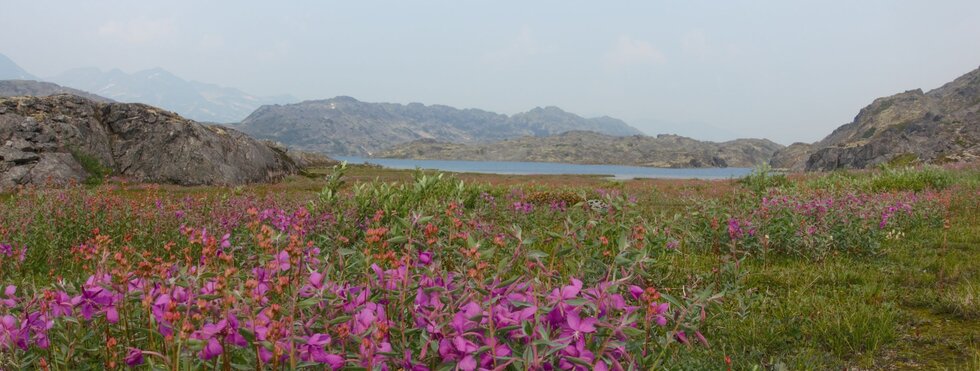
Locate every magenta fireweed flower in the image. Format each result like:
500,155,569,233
559,337,595,371
628,285,644,300
401,350,429,371
727,218,755,240
1,285,16,308
0,315,22,350
76,275,120,323
275,250,291,271
125,348,144,366
511,201,534,214
418,250,433,265
0,243,12,257
300,271,326,297
50,291,78,317
651,302,670,326
675,331,689,345
298,333,343,365
192,315,247,360
151,293,175,336
127,278,146,294
21,311,53,349
547,278,583,325
564,310,597,340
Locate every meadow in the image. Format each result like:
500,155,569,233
0,163,977,370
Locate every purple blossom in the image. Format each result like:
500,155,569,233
125,348,144,366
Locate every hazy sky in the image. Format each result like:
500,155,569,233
2,1,979,144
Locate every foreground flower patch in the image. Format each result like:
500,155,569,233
0,168,948,369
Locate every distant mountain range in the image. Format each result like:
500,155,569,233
0,54,36,80
48,67,295,123
380,131,783,168
0,53,294,123
234,97,644,156
771,65,980,170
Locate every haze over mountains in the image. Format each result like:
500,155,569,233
0,53,294,123
48,67,295,123
0,53,36,80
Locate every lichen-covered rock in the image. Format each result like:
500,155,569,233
0,95,298,191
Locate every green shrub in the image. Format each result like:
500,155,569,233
870,166,953,192
70,150,111,186
739,163,790,196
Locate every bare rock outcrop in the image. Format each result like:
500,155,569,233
803,66,980,171
0,95,298,190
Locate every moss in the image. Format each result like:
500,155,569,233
861,127,877,139
887,153,919,167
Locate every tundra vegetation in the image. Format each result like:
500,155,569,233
0,163,977,370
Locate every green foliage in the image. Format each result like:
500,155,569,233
71,150,111,185
887,153,919,167
738,163,789,196
870,165,953,192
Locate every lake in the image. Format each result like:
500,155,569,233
334,156,753,179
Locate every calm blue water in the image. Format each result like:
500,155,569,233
334,156,752,180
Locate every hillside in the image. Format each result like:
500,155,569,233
235,97,644,156
49,67,295,123
378,131,783,168
788,66,980,171
0,95,297,190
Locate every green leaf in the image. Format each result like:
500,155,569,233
659,292,685,309
527,250,549,259
387,235,408,244
327,316,351,325
338,247,357,256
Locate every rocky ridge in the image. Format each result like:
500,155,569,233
0,95,298,190
772,66,980,171
379,131,783,168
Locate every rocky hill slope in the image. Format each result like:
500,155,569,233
780,66,980,171
768,142,815,171
0,95,298,190
379,131,783,168
1,80,113,103
49,67,295,123
235,97,644,156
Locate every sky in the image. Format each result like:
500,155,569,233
2,1,979,144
